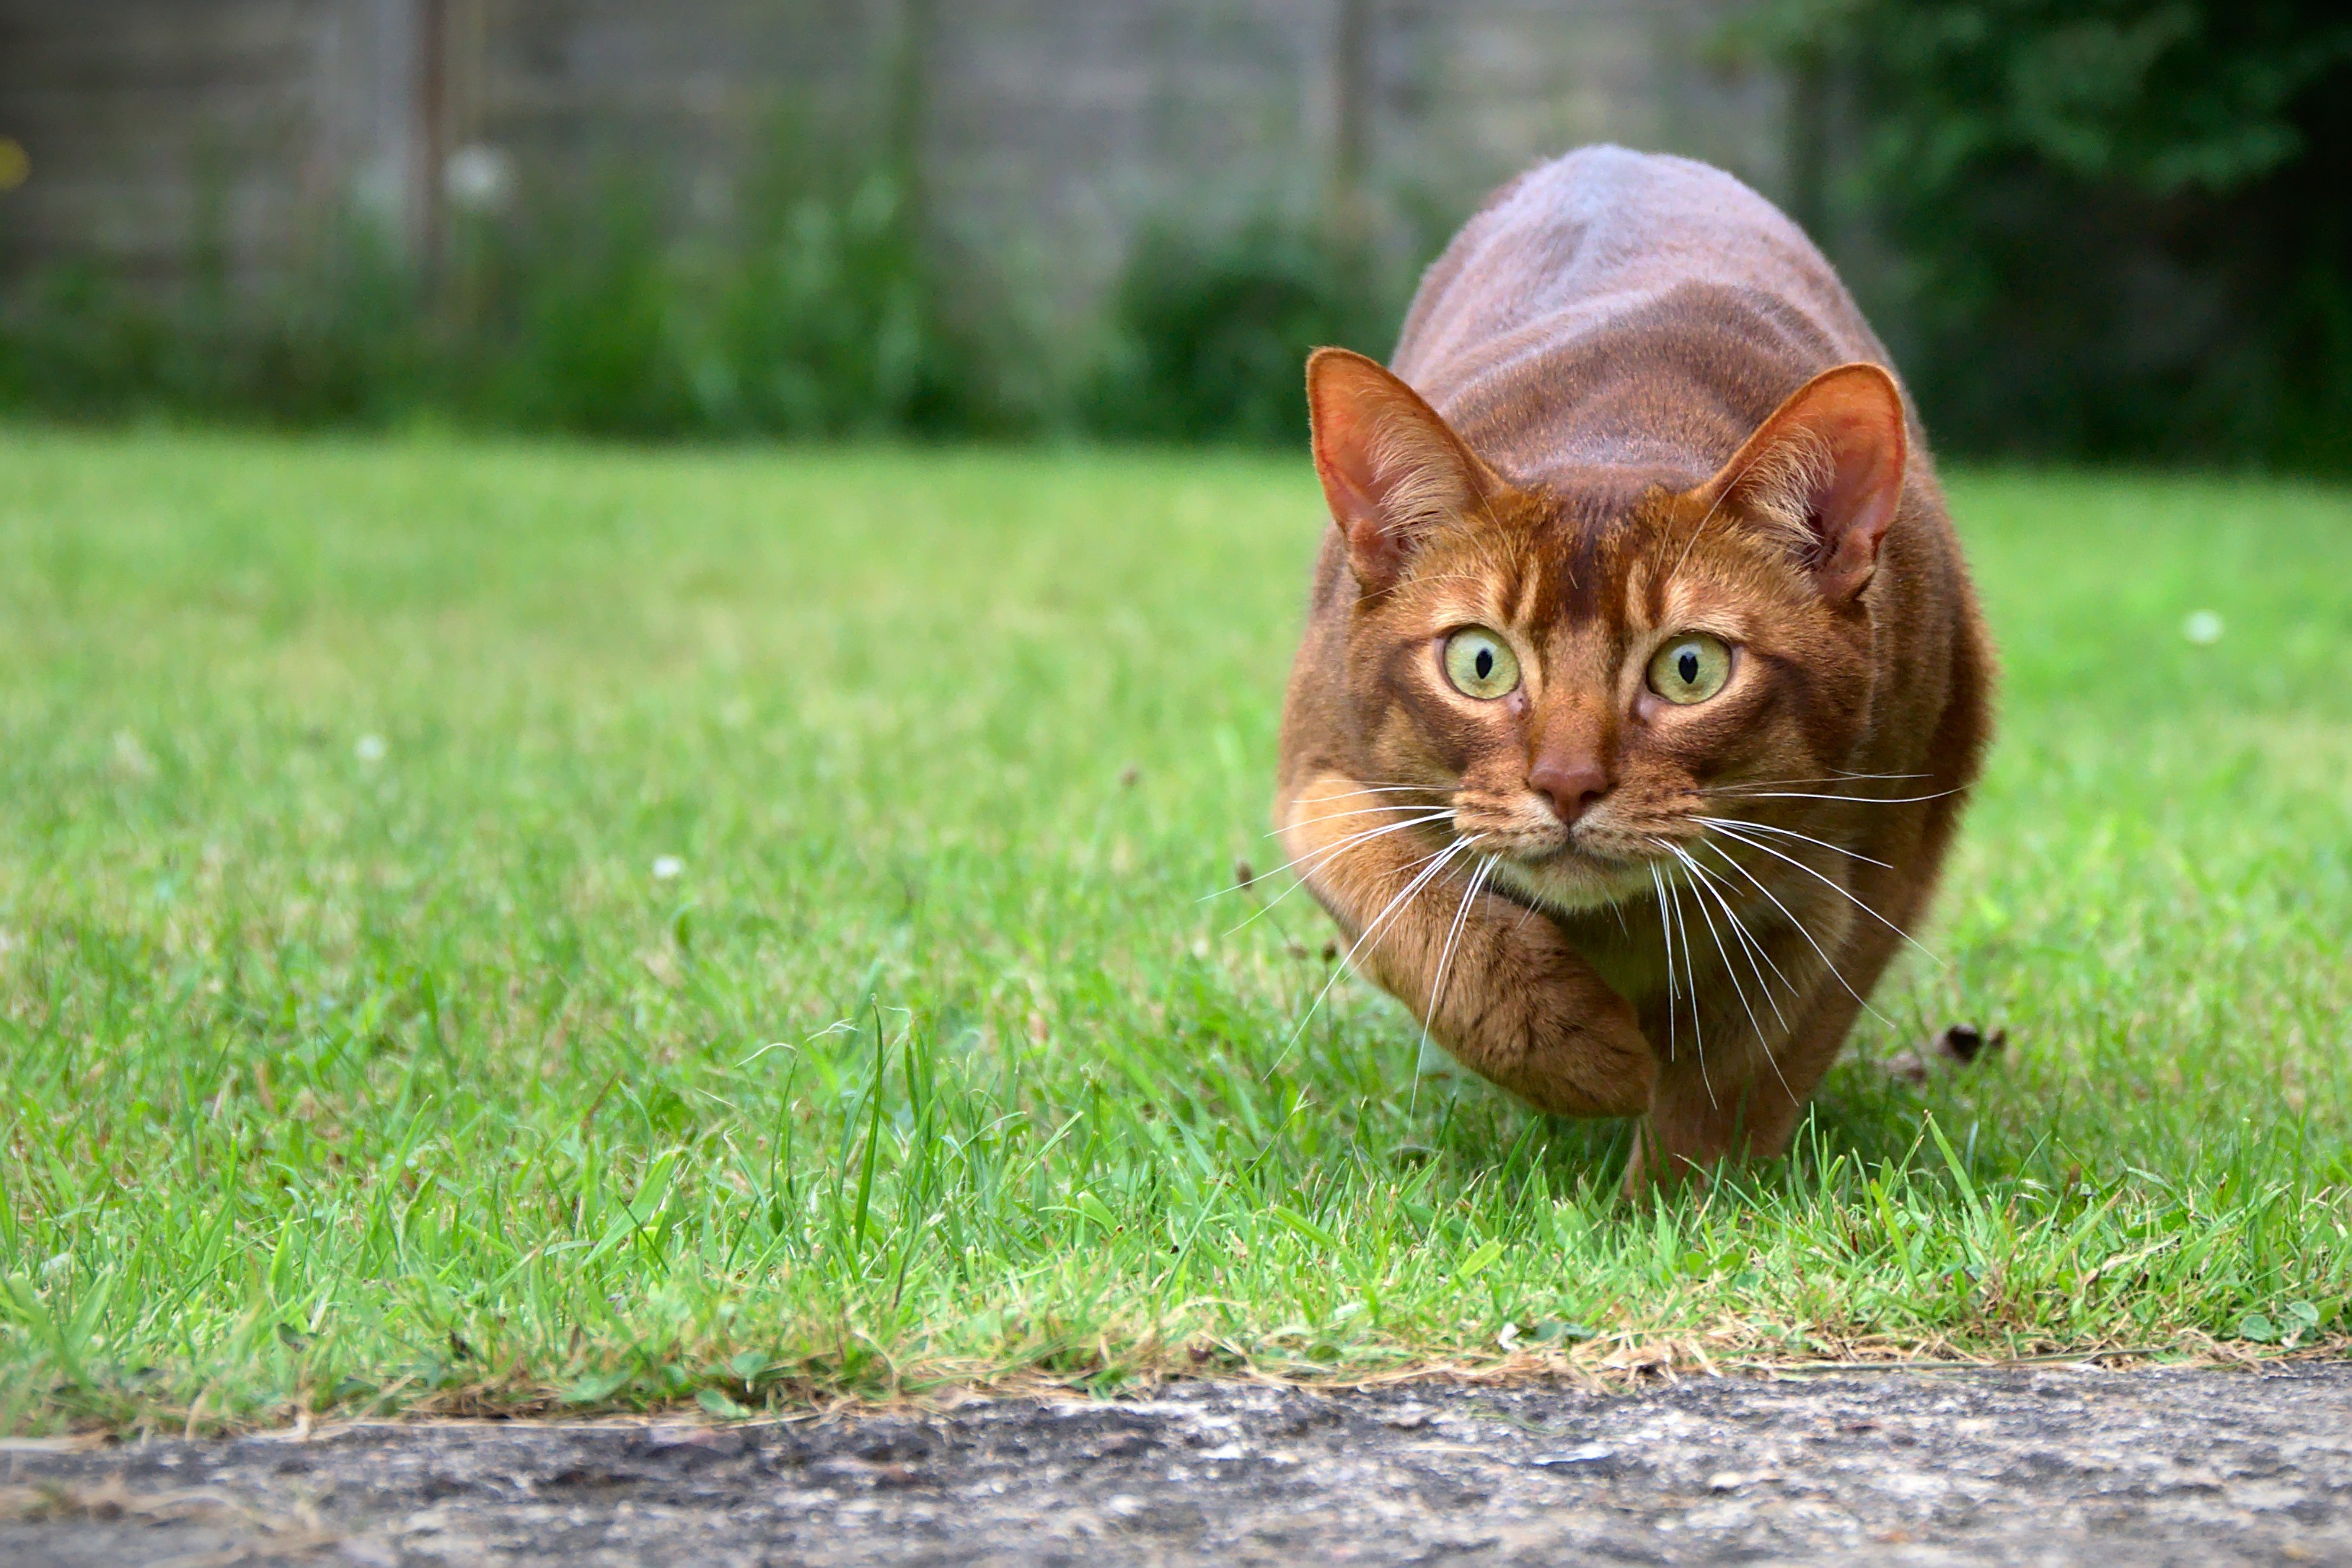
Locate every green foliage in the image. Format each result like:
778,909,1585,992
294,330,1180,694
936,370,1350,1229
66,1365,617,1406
457,185,699,436
0,216,430,426
0,186,1392,445
1748,0,2352,470
700,172,966,435
1098,221,1392,445
0,143,986,439
0,433,2346,1430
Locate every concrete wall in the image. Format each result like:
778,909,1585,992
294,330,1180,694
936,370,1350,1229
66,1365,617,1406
0,0,1787,329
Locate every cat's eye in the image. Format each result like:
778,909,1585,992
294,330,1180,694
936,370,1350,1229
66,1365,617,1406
1647,634,1732,705
1442,627,1520,700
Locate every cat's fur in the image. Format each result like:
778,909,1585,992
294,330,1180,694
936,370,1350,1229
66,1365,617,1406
1274,146,1994,1190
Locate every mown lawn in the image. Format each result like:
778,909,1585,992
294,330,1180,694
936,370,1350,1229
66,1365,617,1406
0,428,2346,1432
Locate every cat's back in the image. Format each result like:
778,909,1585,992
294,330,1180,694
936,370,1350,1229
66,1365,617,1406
1392,146,1896,484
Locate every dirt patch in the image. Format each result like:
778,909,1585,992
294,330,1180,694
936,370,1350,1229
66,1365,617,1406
2,1362,2348,1564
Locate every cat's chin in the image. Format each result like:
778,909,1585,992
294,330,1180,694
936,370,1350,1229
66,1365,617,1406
1486,848,1657,915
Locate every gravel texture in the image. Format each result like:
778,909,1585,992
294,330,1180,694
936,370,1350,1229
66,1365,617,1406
2,1363,2348,1565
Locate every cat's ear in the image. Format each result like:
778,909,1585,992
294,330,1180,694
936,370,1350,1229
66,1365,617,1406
1697,363,1908,603
1307,348,1502,591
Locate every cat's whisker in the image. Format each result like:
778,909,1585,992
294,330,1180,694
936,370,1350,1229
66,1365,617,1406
1668,845,1772,1107
1272,801,1450,834
1647,863,1678,1064
1223,815,1458,936
1691,838,1898,1026
1664,868,1714,1107
1672,847,1804,1106
1269,834,1482,1074
1417,853,1497,1068
1205,811,1452,907
1267,811,1454,877
1693,815,1893,869
1714,771,1930,789
1708,786,1964,806
1701,819,1945,969
1673,846,1792,1025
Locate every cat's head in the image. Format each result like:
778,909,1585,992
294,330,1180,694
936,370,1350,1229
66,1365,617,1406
1304,348,1908,913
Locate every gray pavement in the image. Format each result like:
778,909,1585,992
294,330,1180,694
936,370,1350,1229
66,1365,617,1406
2,1362,2348,1565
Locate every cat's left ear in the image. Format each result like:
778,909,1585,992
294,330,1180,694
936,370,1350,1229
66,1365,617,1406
1307,348,1503,592
1696,363,1908,603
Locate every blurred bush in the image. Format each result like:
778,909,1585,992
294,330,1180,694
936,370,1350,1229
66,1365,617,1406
1093,220,1390,446
1747,0,2352,471
0,213,430,426
16,1,2351,467
0,185,1378,444
0,136,994,439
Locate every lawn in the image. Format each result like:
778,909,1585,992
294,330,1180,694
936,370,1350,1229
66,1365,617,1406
0,428,2346,1432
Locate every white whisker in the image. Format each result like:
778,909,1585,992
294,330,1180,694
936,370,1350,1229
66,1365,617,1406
1673,846,1801,1105
1716,771,1929,788
1220,814,1453,941
1708,787,1964,806
1665,869,1714,1107
1271,801,1448,835
1672,846,1790,1026
1269,834,1481,1072
1207,810,1451,911
1647,863,1678,1064
1693,839,1896,1027
1694,814,1893,869
1701,819,1944,969
1417,853,1496,1066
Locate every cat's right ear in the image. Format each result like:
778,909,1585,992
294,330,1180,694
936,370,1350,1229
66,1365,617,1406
1307,348,1500,592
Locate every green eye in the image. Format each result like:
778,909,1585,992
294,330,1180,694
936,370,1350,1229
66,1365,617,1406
1443,627,1520,700
1647,634,1732,705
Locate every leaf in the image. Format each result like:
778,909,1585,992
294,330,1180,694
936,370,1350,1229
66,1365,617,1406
2236,1311,2278,1343
1924,1112,1979,1209
560,1368,631,1406
1533,1318,1596,1344
1268,1204,1341,1254
1455,1239,1505,1284
697,1386,754,1420
1,1272,109,1386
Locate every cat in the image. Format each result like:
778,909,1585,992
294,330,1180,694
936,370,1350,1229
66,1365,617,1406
1274,146,1994,1192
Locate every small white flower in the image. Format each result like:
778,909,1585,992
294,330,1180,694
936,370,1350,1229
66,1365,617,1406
651,855,684,881
2183,609,2224,646
354,734,387,763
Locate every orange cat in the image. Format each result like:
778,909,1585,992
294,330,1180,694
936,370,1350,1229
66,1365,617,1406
1274,147,1994,1190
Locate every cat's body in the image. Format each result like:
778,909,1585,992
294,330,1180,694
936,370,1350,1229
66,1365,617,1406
1275,146,1993,1188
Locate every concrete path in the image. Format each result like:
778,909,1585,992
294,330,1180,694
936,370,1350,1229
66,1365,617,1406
2,1362,2348,1565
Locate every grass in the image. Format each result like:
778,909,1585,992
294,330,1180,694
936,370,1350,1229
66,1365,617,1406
0,428,2346,1434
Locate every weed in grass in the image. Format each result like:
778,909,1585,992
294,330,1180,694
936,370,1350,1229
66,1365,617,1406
0,435,2343,1432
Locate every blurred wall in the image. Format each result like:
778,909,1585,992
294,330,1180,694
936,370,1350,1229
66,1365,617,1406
0,0,1784,331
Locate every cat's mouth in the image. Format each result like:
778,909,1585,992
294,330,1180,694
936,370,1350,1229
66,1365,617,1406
1481,829,1665,913
1449,793,1687,909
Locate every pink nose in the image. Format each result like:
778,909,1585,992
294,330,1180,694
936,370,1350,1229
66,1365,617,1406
1528,754,1609,824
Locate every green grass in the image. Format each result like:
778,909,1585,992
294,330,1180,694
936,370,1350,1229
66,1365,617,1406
0,429,2346,1432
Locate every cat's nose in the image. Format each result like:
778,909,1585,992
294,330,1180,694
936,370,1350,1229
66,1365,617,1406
1528,754,1609,824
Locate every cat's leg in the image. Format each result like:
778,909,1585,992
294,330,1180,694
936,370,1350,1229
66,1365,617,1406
1637,1023,1823,1192
1277,775,1654,1116
1633,856,1921,1191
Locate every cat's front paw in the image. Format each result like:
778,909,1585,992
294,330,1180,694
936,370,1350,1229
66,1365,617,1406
1453,915,1655,1118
